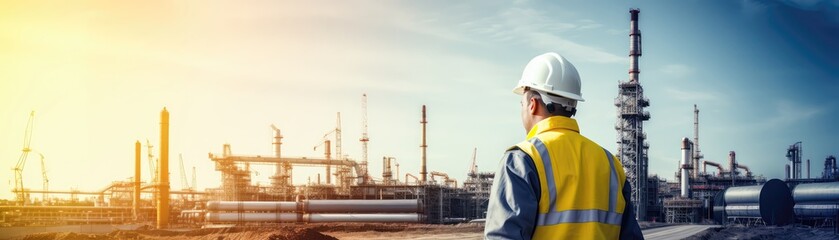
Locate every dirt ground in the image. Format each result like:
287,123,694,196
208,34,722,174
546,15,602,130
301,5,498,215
684,225,838,240
7,223,485,240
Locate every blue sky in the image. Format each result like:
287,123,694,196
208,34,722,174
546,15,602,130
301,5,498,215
1,0,837,200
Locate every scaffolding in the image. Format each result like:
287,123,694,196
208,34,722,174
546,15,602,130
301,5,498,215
616,8,651,221
463,172,494,219
663,198,702,223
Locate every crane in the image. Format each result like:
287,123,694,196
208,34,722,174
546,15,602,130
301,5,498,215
38,152,47,203
359,94,370,182
144,139,158,184
468,147,477,178
12,111,48,204
313,113,342,159
179,154,189,190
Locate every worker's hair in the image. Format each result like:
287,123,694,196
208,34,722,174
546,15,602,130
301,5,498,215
524,90,576,117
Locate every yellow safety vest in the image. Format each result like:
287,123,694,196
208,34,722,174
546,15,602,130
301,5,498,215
512,116,627,239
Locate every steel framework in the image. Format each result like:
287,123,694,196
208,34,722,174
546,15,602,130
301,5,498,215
615,8,650,220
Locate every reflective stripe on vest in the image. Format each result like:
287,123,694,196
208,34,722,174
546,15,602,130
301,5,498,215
528,137,623,226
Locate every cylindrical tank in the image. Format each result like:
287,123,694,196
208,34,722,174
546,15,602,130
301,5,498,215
792,182,839,218
792,182,839,203
722,179,793,226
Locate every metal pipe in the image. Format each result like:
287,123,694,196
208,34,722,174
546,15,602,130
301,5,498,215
306,213,421,223
703,160,723,176
735,164,751,177
134,141,141,221
405,173,419,185
207,199,421,213
206,213,422,223
157,107,170,229
306,199,421,213
420,105,428,183
680,138,692,198
207,201,296,211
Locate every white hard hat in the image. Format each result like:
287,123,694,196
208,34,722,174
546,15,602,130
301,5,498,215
513,52,584,107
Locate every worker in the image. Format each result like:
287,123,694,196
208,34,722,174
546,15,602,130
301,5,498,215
484,52,644,239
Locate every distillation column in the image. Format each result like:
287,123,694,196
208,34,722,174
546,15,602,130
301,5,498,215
616,8,649,220
681,138,692,198
157,108,170,229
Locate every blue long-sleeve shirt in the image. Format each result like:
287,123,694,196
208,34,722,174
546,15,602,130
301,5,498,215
484,149,644,240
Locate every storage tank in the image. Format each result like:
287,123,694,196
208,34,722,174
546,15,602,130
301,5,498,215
719,179,794,226
792,182,839,219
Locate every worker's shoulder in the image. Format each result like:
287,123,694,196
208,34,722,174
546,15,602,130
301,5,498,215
501,148,533,163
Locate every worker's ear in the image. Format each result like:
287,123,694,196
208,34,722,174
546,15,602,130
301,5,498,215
528,97,539,116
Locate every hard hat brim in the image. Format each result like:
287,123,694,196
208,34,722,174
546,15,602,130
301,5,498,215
513,85,584,102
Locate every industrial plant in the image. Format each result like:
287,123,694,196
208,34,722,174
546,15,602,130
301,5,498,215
2,100,496,227
1,7,837,240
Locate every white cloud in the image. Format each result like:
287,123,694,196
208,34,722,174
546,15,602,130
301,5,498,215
759,100,825,127
606,29,627,35
426,6,625,64
664,88,719,102
660,64,695,78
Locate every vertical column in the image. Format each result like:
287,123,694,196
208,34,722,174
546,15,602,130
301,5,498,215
157,108,170,229
420,105,428,184
134,141,141,220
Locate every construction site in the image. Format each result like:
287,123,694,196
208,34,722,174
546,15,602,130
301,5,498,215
2,5,838,240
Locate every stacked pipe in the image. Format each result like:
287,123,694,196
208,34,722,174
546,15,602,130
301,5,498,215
792,182,839,219
205,199,424,223
713,179,793,226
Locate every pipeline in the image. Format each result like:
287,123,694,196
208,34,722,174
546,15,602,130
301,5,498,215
735,164,751,177
405,173,419,184
430,171,458,188
703,160,723,176
207,199,422,213
206,212,422,223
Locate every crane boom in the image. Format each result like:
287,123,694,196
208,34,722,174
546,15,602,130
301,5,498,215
13,111,35,203
179,154,189,190
145,139,158,183
38,153,48,202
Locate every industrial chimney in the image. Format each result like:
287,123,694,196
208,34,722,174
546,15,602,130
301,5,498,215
680,138,692,198
420,105,428,184
157,108,170,229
